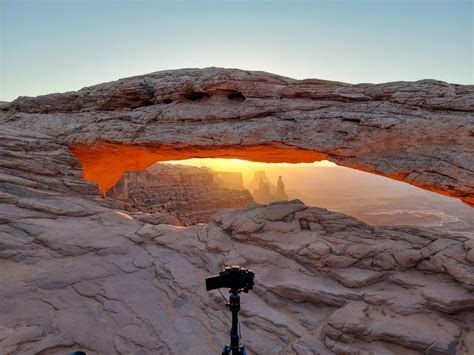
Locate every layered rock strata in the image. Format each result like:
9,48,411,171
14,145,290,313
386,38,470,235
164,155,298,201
107,163,254,225
0,125,473,354
0,68,472,206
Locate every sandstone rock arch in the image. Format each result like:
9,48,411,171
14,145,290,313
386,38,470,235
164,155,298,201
1,69,474,354
1,67,472,206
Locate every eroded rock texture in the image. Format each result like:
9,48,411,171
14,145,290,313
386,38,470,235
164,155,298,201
107,163,254,225
0,68,472,206
0,125,473,354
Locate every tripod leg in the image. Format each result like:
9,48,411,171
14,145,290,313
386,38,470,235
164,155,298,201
222,344,231,355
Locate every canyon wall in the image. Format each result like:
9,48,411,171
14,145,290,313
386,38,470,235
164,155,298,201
107,163,254,225
212,171,245,190
0,68,472,206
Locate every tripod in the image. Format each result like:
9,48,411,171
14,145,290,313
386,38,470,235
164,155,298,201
222,290,246,355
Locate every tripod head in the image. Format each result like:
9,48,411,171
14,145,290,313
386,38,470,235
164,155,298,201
206,266,254,294
206,266,255,355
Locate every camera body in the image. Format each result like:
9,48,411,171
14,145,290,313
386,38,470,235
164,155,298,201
206,266,254,293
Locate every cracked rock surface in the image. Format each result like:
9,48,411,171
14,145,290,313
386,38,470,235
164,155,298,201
1,126,473,354
1,68,472,206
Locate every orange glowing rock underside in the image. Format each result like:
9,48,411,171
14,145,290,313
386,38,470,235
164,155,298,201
70,142,328,192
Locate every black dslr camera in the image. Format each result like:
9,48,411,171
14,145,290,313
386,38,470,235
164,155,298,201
206,266,254,293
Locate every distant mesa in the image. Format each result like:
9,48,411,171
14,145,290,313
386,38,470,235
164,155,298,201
107,164,291,223
106,164,291,225
207,169,245,190
106,163,254,225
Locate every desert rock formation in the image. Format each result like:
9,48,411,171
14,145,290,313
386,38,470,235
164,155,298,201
247,171,274,197
249,171,289,204
106,163,254,225
0,124,473,354
252,178,274,204
274,175,289,201
0,68,473,354
0,68,472,206
212,171,245,190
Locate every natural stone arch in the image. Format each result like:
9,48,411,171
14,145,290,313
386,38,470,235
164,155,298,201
70,143,327,193
1,70,474,355
1,67,472,206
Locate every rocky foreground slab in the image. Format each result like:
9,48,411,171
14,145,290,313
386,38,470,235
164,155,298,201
0,126,473,354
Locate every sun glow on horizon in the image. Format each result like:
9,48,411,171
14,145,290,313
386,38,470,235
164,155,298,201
164,158,338,184
165,158,337,169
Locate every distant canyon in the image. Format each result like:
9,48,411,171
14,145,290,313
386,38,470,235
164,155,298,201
106,160,474,236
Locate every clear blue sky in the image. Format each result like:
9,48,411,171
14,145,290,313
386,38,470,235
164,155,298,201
0,0,472,101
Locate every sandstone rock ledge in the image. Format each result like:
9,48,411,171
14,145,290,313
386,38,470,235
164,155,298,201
0,125,473,354
1,179,473,353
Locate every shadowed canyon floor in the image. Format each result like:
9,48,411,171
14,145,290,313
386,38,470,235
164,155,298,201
0,68,473,354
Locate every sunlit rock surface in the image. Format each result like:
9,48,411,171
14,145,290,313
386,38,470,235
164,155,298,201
0,68,472,206
0,125,473,354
